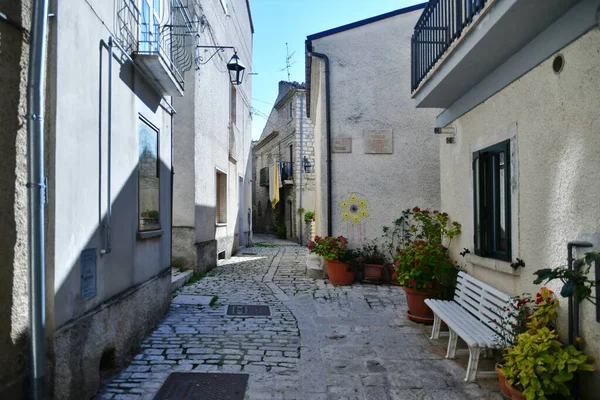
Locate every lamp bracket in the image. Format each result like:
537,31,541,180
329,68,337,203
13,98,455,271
195,45,237,67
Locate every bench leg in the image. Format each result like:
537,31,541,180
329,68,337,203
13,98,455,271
445,329,458,359
465,347,482,382
430,314,441,340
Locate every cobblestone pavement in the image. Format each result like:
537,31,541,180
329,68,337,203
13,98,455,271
97,239,502,400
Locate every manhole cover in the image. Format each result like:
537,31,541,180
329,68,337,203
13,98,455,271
226,304,270,316
153,373,248,400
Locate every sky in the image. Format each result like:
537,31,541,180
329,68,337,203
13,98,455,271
248,0,424,140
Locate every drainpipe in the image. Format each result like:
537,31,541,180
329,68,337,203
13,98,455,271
567,240,592,400
100,38,114,255
298,91,304,245
27,0,49,398
309,52,332,237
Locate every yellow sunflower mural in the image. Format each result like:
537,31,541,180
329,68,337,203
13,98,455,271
340,193,368,224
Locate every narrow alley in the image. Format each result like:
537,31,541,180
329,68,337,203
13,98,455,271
97,237,501,400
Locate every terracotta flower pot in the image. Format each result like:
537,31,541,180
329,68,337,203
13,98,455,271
326,260,354,285
388,267,401,286
402,286,434,323
364,264,384,281
509,384,526,400
495,363,512,399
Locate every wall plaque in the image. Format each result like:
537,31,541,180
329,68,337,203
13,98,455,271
332,138,352,153
80,248,97,301
364,129,393,154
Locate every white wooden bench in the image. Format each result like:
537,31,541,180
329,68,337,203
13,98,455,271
425,271,512,382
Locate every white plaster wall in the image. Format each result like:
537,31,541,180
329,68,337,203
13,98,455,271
190,0,252,253
440,28,600,395
310,9,440,246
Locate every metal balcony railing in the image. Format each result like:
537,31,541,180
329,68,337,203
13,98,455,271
281,162,293,181
260,167,269,186
117,0,194,90
411,0,488,92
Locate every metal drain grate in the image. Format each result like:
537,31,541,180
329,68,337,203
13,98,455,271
153,373,249,400
226,304,270,316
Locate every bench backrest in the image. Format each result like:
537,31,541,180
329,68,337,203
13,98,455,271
454,271,512,333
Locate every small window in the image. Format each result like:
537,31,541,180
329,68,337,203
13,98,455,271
139,0,160,53
289,102,293,119
138,118,160,231
230,84,237,126
473,140,511,261
216,171,227,224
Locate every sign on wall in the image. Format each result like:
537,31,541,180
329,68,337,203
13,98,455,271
80,248,97,301
364,129,393,154
332,138,352,153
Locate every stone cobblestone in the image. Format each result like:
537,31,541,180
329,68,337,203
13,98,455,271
96,236,501,400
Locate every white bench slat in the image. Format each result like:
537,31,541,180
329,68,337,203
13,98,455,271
425,271,512,382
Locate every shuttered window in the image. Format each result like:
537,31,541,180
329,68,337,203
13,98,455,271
473,140,511,261
216,171,227,224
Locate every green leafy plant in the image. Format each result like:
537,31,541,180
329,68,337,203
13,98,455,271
533,252,599,304
276,223,287,239
304,211,315,223
492,293,535,350
393,207,462,299
381,209,413,261
141,209,159,219
307,236,353,262
209,296,218,307
501,288,594,400
356,241,388,265
297,207,305,215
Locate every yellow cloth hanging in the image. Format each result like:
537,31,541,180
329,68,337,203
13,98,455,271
269,163,280,209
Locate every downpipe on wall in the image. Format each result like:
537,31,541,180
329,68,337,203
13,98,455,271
27,0,49,398
298,92,304,245
99,38,114,255
309,51,332,237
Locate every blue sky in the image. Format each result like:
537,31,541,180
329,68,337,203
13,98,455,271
249,0,424,140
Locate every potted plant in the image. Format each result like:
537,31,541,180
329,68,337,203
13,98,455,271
492,293,535,399
356,241,388,281
304,211,315,223
501,287,595,400
307,236,355,285
393,207,461,323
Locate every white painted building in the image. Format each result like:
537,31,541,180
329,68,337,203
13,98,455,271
410,0,600,395
1,0,199,397
252,82,316,243
306,4,441,248
172,0,254,272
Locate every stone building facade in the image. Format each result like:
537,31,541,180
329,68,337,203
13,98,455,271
252,82,316,244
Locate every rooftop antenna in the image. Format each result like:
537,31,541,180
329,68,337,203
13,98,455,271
281,42,296,81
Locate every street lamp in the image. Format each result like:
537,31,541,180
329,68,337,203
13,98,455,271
196,45,246,85
226,52,245,85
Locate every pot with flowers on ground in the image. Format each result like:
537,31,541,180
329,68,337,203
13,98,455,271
393,207,461,323
307,235,355,285
355,241,388,282
501,287,595,400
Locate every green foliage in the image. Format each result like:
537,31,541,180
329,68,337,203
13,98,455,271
356,241,388,265
502,327,594,400
297,207,305,215
307,236,353,262
253,242,276,248
501,288,594,400
533,252,599,304
185,272,206,286
304,211,315,223
493,293,535,350
209,296,218,307
381,209,413,261
276,223,287,239
392,207,462,299
142,209,159,219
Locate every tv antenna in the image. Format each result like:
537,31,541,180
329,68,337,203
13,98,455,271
281,42,296,81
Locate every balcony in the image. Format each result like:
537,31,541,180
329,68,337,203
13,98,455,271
411,0,579,109
260,167,269,187
117,0,195,96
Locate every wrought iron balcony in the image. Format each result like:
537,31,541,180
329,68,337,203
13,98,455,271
117,0,195,96
281,162,293,182
411,0,488,92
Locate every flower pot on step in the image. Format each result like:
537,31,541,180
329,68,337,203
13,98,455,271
509,384,526,400
403,286,434,324
495,364,512,399
364,264,384,281
326,260,354,285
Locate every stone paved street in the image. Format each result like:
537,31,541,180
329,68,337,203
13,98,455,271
97,238,502,400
